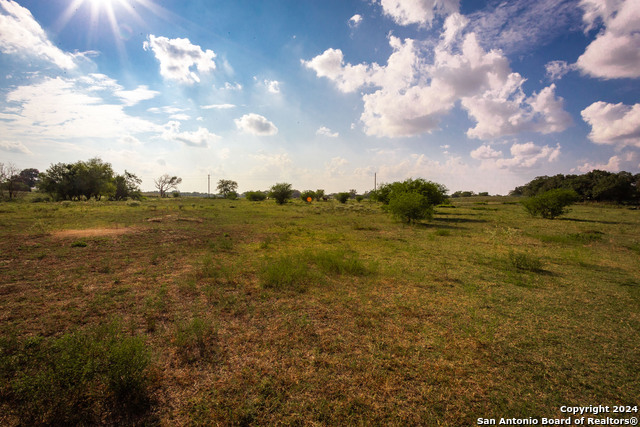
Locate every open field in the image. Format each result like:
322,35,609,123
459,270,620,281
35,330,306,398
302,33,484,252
0,197,639,425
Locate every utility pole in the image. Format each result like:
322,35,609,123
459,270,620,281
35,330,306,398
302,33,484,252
207,174,210,198
374,172,377,191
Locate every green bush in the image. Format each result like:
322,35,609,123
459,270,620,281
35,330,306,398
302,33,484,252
521,189,579,219
387,191,434,223
1,323,152,425
371,178,448,206
269,183,293,205
245,191,267,201
335,192,350,204
300,190,316,202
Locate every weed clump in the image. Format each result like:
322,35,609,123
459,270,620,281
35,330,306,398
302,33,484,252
508,250,543,272
0,323,153,425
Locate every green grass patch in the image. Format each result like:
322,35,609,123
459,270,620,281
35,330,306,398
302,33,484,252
0,322,153,425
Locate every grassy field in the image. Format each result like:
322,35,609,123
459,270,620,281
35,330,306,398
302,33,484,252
0,196,638,425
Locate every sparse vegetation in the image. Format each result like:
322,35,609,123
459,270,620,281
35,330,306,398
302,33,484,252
1,195,638,425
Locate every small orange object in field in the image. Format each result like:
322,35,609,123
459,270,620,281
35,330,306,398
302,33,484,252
306,197,312,202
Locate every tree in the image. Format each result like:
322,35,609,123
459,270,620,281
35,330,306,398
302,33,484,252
315,189,326,200
217,179,238,199
335,192,350,203
113,171,142,201
37,158,116,201
269,183,293,205
0,163,25,200
19,168,40,189
372,178,448,206
521,189,579,219
387,191,433,223
154,174,182,198
300,190,316,202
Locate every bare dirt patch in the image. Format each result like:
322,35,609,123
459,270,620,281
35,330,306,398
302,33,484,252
52,227,139,238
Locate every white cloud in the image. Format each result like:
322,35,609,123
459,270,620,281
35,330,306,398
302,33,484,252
115,86,159,107
202,104,235,110
302,48,375,93
572,155,622,173
463,83,573,139
349,14,363,28
577,0,640,78
581,101,640,147
169,113,191,121
143,35,216,84
466,0,582,54
325,156,349,175
470,145,502,160
475,142,561,170
0,0,76,69
148,106,187,115
118,135,142,146
304,25,572,139
316,126,339,137
263,79,281,94
2,76,160,140
161,121,220,148
545,60,576,81
234,113,278,136
222,82,243,91
379,0,459,27
0,139,31,154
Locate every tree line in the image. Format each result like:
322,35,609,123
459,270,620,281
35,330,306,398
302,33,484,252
511,170,640,204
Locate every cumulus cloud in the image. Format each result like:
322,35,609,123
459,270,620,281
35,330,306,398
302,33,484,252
572,155,622,173
379,0,459,27
143,35,216,84
316,126,339,137
581,101,640,147
0,0,76,69
577,0,640,79
235,113,278,136
475,142,561,170
263,79,281,94
161,121,220,148
349,14,363,28
470,145,502,160
222,82,243,91
304,17,572,139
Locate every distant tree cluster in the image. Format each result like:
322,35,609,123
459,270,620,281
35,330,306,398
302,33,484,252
217,179,238,199
511,170,639,204
521,189,579,219
371,178,448,223
38,158,142,201
451,191,489,197
0,163,38,200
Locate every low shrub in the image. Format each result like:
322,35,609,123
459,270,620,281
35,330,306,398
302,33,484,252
335,192,350,204
508,250,543,272
173,317,218,364
521,189,579,219
1,322,153,425
269,183,293,205
245,191,267,201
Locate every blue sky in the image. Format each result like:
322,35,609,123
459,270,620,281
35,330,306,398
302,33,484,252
1,0,639,194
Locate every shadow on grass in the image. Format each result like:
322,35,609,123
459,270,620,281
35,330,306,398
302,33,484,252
559,217,628,225
433,217,488,224
415,222,463,230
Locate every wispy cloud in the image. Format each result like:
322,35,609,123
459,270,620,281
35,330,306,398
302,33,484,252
0,0,76,69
